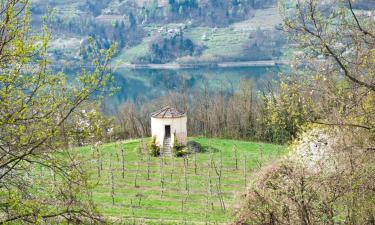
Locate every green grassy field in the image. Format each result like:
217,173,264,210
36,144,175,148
78,137,286,224
184,27,249,59
112,36,154,65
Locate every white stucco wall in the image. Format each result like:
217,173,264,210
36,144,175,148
151,116,187,147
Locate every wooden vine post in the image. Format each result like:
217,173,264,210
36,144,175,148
121,147,125,179
233,144,238,170
109,153,115,205
243,153,247,188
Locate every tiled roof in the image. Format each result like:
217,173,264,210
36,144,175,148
151,106,186,118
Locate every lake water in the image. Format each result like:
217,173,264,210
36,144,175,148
106,66,281,113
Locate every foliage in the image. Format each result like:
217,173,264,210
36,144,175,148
135,30,205,64
139,0,265,26
260,73,317,143
0,1,115,223
114,8,285,65
114,76,303,145
279,0,375,130
149,136,161,157
67,103,115,146
173,135,188,157
235,128,375,224
187,140,204,153
235,0,375,224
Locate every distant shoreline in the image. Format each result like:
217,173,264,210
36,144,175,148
114,60,287,70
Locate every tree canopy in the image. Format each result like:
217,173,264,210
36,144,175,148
0,0,115,223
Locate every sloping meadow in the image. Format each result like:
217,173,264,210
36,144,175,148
77,137,286,224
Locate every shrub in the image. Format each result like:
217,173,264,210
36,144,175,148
187,141,204,153
234,128,375,225
149,136,160,157
174,148,188,157
173,136,188,157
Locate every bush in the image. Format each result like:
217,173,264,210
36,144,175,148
149,136,160,157
173,136,188,157
187,141,204,153
234,128,375,225
174,148,188,157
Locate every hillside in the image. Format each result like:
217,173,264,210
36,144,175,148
112,7,285,66
78,137,286,224
29,0,286,70
30,0,374,69
28,0,290,107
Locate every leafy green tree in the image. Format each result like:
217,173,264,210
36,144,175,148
260,73,317,143
129,12,137,30
0,1,115,223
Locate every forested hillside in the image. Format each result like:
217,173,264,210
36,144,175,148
29,0,285,70
29,0,374,69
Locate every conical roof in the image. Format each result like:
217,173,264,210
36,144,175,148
151,106,186,118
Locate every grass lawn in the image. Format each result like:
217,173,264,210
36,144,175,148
78,137,287,224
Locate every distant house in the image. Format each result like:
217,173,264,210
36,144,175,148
151,106,187,153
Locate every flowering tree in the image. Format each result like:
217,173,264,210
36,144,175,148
235,1,375,224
